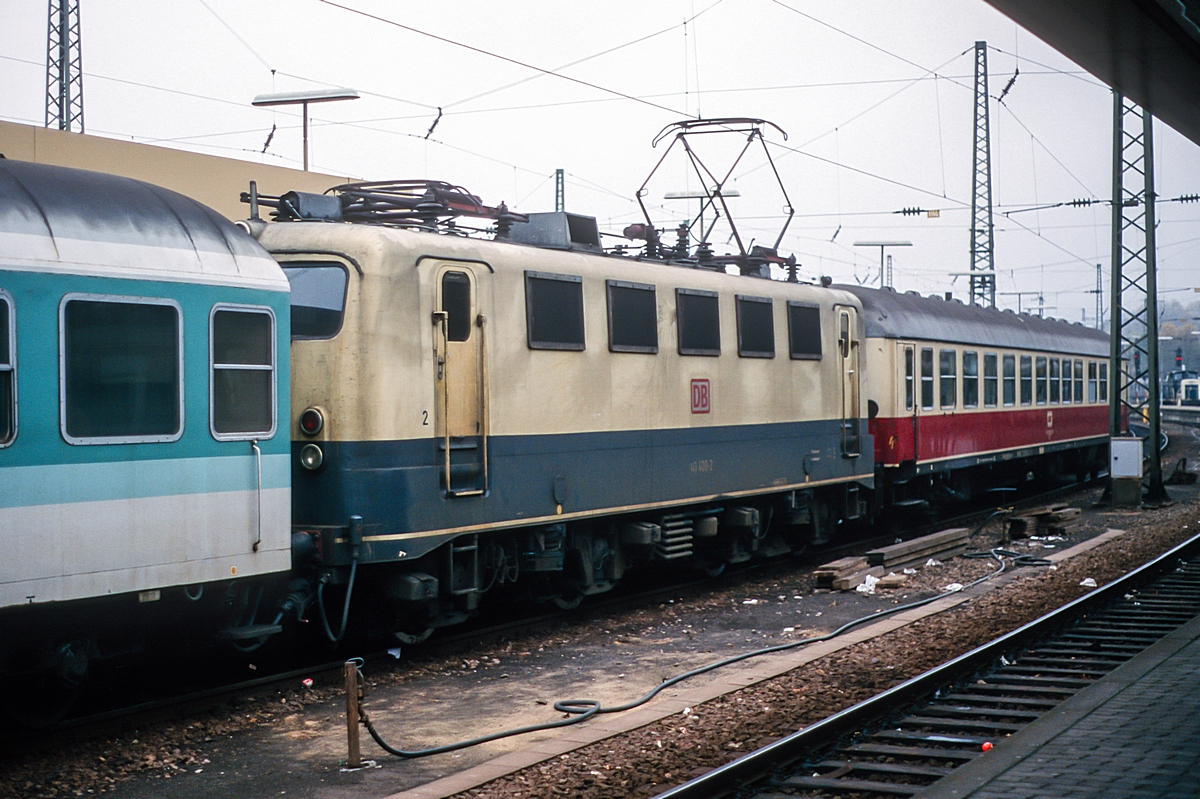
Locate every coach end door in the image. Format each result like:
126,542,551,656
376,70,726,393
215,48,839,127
433,265,489,496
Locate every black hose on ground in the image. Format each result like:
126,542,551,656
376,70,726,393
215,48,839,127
358,509,1045,759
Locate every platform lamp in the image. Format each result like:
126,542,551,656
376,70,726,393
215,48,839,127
251,88,359,171
853,241,911,289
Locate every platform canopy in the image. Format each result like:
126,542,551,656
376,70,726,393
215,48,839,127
984,0,1200,145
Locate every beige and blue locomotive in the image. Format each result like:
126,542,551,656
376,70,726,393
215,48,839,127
250,182,873,638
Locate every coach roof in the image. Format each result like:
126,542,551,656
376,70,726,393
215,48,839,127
0,159,285,290
837,285,1108,357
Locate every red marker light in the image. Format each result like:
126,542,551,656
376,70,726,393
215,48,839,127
981,741,993,752
299,407,324,436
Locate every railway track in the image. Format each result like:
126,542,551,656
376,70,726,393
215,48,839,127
652,530,1200,799
8,479,1098,750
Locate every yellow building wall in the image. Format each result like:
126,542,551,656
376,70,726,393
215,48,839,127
0,121,354,221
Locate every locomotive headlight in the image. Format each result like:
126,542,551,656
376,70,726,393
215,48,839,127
299,407,324,436
300,443,324,471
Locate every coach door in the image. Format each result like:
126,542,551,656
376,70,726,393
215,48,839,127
433,265,489,497
837,306,861,457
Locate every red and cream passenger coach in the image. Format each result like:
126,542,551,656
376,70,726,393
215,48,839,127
840,286,1111,510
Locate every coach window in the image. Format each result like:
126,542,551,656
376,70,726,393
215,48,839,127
1061,360,1073,404
282,263,348,339
920,347,934,410
939,349,957,409
904,346,914,411
0,291,13,446
1019,355,1033,405
1074,359,1084,403
677,288,720,356
984,353,998,407
1002,354,1016,406
61,296,182,443
606,280,657,353
736,295,775,358
1049,358,1061,403
787,302,821,359
962,351,979,408
1088,361,1098,403
1035,357,1048,405
1099,363,1109,401
526,271,585,350
211,306,276,439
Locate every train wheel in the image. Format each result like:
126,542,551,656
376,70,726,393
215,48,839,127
551,593,584,610
3,639,90,728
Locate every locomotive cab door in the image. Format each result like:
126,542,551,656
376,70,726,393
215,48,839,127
836,306,861,457
433,265,489,497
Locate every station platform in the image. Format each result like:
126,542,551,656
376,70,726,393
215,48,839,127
917,612,1200,799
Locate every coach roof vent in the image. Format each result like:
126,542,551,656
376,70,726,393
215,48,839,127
507,211,602,252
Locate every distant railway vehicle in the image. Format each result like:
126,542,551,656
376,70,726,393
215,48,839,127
0,160,292,723
840,286,1111,513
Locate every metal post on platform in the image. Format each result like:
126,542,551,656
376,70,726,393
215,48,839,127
345,660,362,768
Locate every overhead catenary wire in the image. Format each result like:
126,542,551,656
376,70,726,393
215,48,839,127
359,509,1046,759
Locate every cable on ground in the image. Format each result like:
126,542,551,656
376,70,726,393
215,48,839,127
358,506,1049,758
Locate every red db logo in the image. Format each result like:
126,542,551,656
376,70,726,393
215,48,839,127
691,379,711,414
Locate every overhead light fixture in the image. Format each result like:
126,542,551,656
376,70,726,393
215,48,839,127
251,88,360,171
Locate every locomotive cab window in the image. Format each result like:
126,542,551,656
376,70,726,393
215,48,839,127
441,271,472,342
606,280,657,353
1002,354,1016,406
60,296,182,444
1050,358,1061,403
920,347,934,410
736,295,774,358
677,288,720,356
1036,357,1048,405
210,306,276,439
963,351,978,408
0,291,13,446
984,353,998,407
282,263,348,340
525,271,585,350
939,349,956,409
787,301,821,360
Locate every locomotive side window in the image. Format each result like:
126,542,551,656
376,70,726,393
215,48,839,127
1002,354,1016,406
962,351,979,408
984,353,998,407
1061,359,1072,404
606,280,657,353
61,296,182,444
1035,357,1048,405
1050,358,1061,403
1020,356,1032,405
787,302,821,360
282,263,348,340
920,347,934,410
736,295,774,358
1099,363,1109,401
525,271,585,350
904,346,914,411
210,307,276,439
676,289,720,356
441,271,472,342
1073,359,1084,402
939,349,956,409
0,291,13,446
1088,361,1098,402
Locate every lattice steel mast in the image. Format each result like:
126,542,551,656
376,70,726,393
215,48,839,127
45,0,84,132
1109,92,1167,503
969,41,995,307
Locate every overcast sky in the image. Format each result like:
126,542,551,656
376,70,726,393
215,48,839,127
2,0,1198,323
